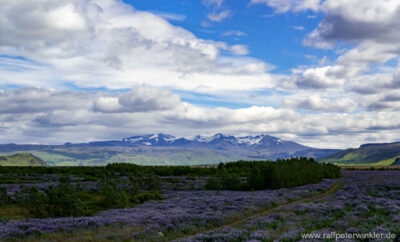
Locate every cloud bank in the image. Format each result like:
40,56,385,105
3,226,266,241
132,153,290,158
1,0,400,149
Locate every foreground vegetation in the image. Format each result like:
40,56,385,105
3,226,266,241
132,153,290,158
0,158,340,220
2,161,399,241
0,157,344,240
0,173,162,219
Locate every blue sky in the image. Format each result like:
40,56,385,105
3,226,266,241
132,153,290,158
1,0,400,148
130,0,330,73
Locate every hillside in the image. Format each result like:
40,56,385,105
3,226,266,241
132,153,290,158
319,142,400,166
0,153,47,166
0,133,340,166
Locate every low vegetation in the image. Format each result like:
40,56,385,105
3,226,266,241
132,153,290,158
2,172,162,219
0,157,346,239
205,157,342,190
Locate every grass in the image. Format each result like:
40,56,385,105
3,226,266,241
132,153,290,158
336,156,400,167
6,224,145,242
1,146,241,166
0,153,46,166
0,204,30,220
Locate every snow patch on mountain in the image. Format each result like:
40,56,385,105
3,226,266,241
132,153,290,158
121,133,294,147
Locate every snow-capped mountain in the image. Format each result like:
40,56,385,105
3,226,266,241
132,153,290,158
122,133,178,146
119,133,307,150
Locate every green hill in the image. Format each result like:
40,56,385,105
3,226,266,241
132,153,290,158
0,153,47,166
319,142,400,166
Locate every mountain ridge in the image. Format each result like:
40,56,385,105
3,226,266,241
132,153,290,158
319,141,400,166
0,153,47,166
0,133,340,166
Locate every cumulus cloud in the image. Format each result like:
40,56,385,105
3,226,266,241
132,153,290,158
2,0,400,149
294,65,347,89
303,0,400,70
1,87,400,148
283,95,357,113
289,0,400,108
0,0,270,91
230,45,250,55
93,87,181,113
308,0,400,44
349,71,400,94
0,86,180,115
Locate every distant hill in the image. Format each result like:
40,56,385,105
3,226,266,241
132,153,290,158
0,153,47,166
319,142,400,166
0,133,340,166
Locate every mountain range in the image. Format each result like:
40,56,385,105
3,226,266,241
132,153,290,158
0,133,340,166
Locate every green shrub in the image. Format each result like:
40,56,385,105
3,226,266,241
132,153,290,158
205,177,222,190
219,172,241,190
24,187,48,218
0,187,10,206
134,191,163,203
128,172,161,195
99,179,129,209
46,183,87,217
206,157,342,191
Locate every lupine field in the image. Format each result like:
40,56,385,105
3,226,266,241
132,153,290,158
0,159,399,241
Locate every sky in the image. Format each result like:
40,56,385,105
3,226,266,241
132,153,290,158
1,0,400,149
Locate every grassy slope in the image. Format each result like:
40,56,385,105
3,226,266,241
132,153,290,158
0,148,240,166
320,142,400,166
0,153,47,166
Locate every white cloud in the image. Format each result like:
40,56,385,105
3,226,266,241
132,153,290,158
291,65,347,89
250,0,320,13
208,10,230,22
293,26,305,31
283,95,357,113
150,11,186,21
294,0,400,98
202,0,225,8
2,0,400,149
202,0,231,23
230,45,250,55
222,30,247,37
1,87,400,148
0,0,270,92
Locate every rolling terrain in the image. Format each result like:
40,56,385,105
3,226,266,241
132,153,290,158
0,133,339,166
0,153,47,166
319,141,400,166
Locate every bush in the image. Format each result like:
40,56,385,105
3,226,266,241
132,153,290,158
23,187,48,218
134,191,163,204
219,172,242,190
205,157,342,191
99,178,129,209
0,187,10,206
128,172,161,195
205,177,222,190
16,182,88,218
205,172,244,190
46,183,87,217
